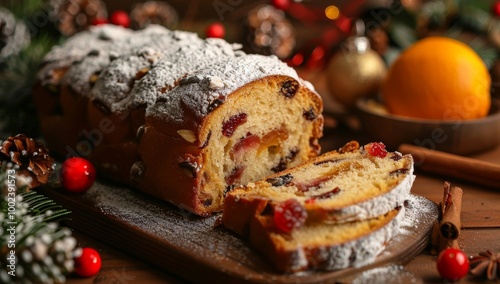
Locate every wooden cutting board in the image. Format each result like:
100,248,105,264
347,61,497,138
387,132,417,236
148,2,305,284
40,181,439,283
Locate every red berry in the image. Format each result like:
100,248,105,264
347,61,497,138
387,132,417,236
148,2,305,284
272,0,291,10
222,113,247,137
91,18,108,26
60,157,96,193
206,22,225,38
436,248,470,281
109,10,130,28
273,199,307,233
74,248,102,277
492,1,500,16
365,142,388,158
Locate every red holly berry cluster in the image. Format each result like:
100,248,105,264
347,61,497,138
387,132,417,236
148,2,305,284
92,10,130,28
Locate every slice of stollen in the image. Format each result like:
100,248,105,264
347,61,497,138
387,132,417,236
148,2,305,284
249,206,405,272
222,141,415,236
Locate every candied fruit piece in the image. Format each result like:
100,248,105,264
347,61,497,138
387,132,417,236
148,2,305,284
231,133,261,158
273,199,307,233
305,187,341,203
365,142,388,158
222,113,248,137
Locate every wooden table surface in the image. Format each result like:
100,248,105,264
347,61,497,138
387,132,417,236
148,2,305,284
64,71,500,283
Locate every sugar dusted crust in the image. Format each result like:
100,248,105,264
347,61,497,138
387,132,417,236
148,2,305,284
34,25,323,216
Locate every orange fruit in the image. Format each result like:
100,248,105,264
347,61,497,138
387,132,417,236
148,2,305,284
382,37,491,120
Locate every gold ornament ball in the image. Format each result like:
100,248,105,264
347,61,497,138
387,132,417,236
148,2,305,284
326,49,387,108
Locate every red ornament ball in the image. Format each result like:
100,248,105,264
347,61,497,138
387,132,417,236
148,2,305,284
272,0,291,11
492,1,500,16
60,157,96,193
74,248,102,277
436,248,470,281
206,22,225,38
110,10,130,28
91,18,108,26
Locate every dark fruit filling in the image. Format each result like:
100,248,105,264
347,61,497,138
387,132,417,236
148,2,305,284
272,148,299,173
390,168,409,176
266,173,294,187
280,80,299,98
306,187,341,203
222,113,248,137
365,142,388,158
273,199,307,233
303,107,317,121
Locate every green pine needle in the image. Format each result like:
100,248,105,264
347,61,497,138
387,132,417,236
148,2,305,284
21,191,72,222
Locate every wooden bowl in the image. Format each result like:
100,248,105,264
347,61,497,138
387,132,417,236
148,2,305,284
356,99,500,155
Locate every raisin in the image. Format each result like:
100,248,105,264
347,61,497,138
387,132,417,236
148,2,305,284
390,168,409,175
273,199,307,233
390,152,403,161
280,80,299,98
365,142,388,158
222,113,248,137
266,173,294,187
303,107,317,121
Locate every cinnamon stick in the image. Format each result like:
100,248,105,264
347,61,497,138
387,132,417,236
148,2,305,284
431,182,463,255
398,144,500,188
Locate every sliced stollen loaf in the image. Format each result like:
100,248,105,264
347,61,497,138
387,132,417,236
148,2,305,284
223,141,414,234
250,206,404,272
222,141,414,272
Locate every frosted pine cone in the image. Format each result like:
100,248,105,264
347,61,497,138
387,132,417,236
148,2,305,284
0,134,54,188
242,5,295,59
130,1,178,30
49,0,107,36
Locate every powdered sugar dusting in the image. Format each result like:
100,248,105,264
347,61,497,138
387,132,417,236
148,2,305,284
351,264,421,284
120,38,244,111
90,30,204,112
80,180,438,279
147,54,300,125
36,24,133,86
62,25,172,96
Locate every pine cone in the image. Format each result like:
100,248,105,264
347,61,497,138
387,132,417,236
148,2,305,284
0,7,30,60
242,5,295,59
50,0,107,36
0,134,54,188
130,1,178,30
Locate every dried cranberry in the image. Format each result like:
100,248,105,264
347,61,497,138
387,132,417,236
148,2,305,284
295,176,331,192
365,142,388,158
303,108,317,121
306,187,341,202
273,199,307,233
280,80,299,98
266,173,293,187
231,133,261,158
222,113,248,137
